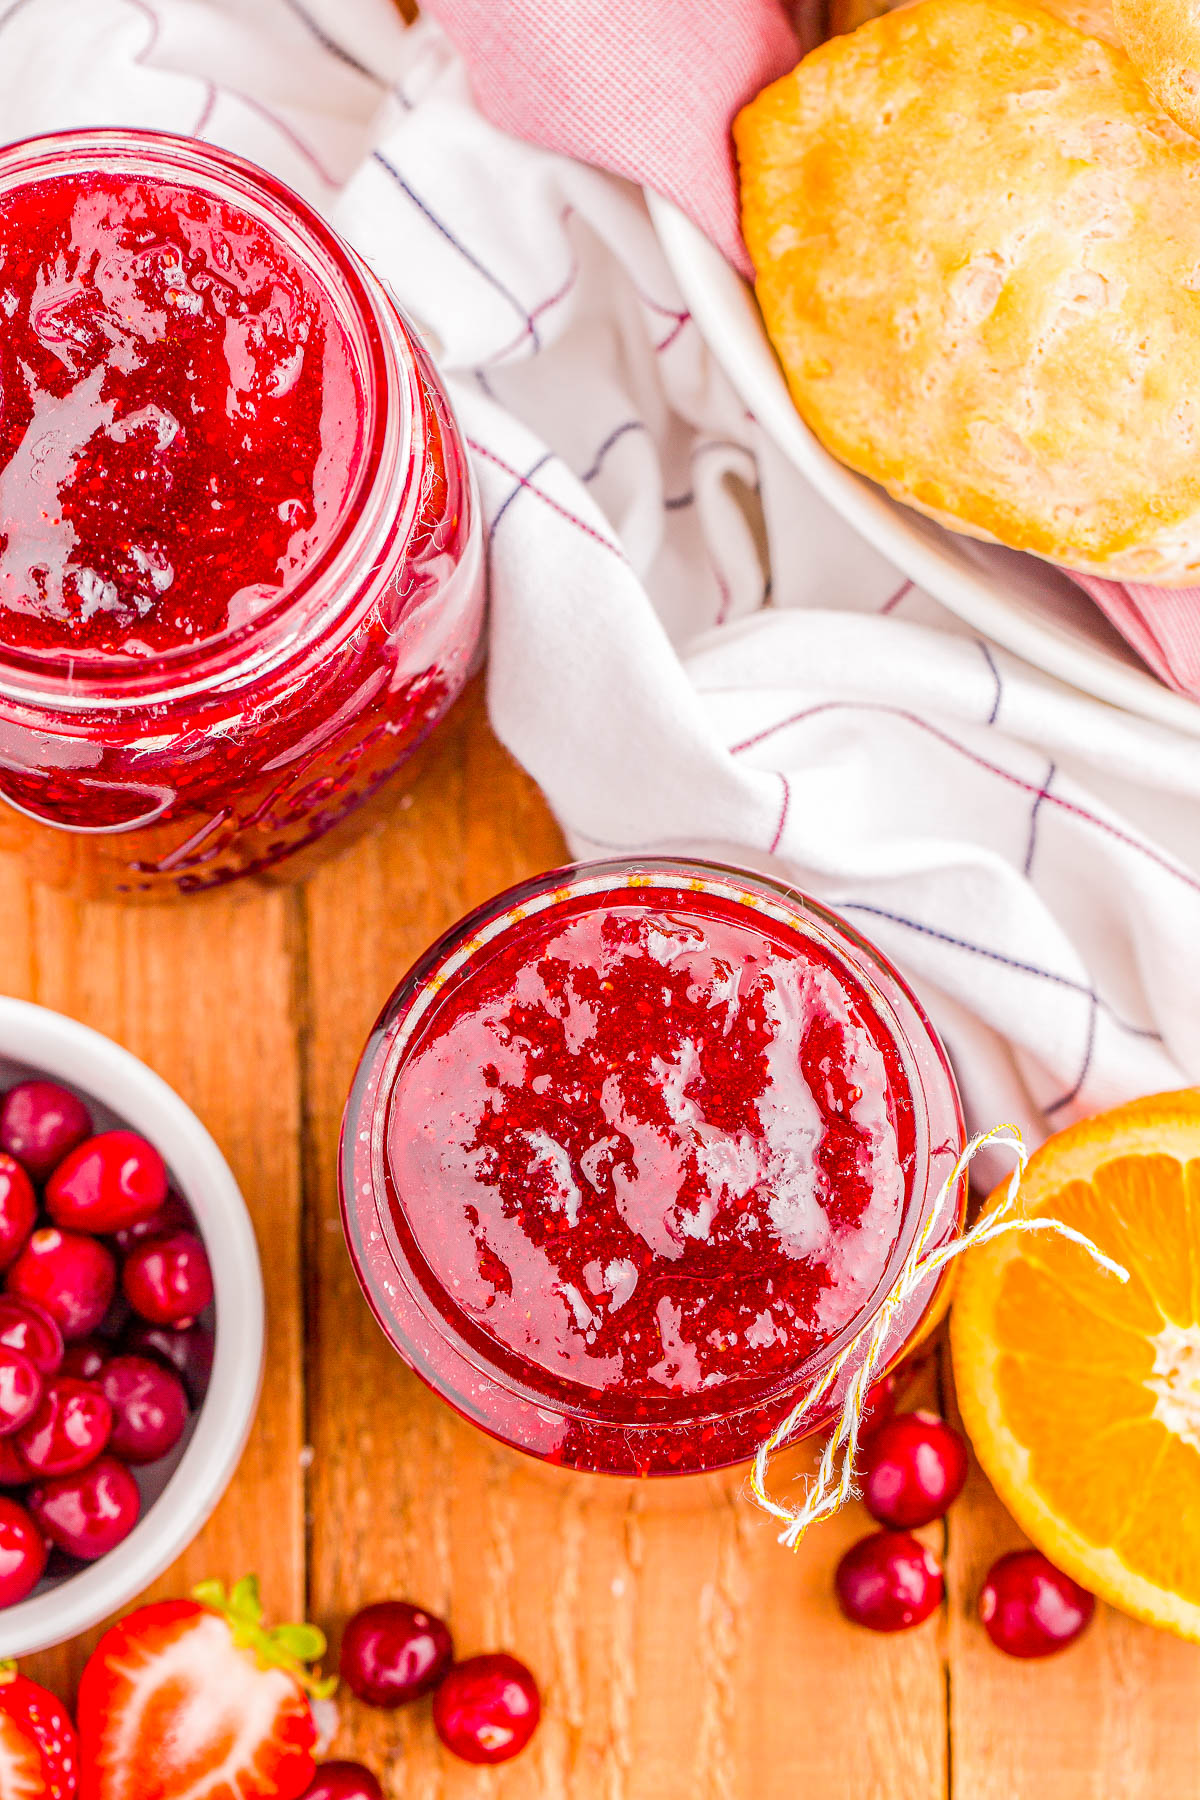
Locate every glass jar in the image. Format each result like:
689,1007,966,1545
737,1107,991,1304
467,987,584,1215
0,131,482,897
340,859,966,1476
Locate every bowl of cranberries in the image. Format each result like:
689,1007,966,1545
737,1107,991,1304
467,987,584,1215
0,997,264,1656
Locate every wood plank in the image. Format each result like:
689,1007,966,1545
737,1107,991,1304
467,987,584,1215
946,1417,1200,1799
300,685,949,1798
3,873,308,1698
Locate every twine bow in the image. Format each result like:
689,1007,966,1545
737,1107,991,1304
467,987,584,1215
748,1124,1130,1549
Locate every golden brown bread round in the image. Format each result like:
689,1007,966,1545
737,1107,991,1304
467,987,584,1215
829,0,1118,39
736,0,1200,582
1112,0,1200,138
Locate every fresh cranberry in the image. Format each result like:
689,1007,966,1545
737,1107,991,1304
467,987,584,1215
432,1654,541,1764
100,1355,188,1464
340,1600,454,1707
0,1494,47,1606
835,1530,944,1632
0,1156,36,1273
28,1453,141,1560
0,1080,92,1182
46,1130,169,1236
17,1376,112,1476
122,1319,213,1405
0,1295,64,1375
301,1764,384,1800
0,1343,42,1436
0,1435,28,1485
113,1191,194,1253
61,1337,110,1381
122,1231,213,1325
860,1411,969,1528
6,1229,116,1340
979,1550,1095,1657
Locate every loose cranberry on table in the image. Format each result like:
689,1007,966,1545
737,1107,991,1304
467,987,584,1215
0,1156,36,1273
860,1411,969,1529
123,1318,214,1405
28,1453,141,1560
0,1079,92,1183
17,1376,112,1477
0,1493,48,1605
6,1229,116,1340
836,1530,945,1632
302,1763,385,1800
46,1130,168,1236
340,1600,454,1707
980,1550,1096,1658
122,1231,213,1326
432,1654,541,1765
101,1355,188,1465
0,1343,42,1436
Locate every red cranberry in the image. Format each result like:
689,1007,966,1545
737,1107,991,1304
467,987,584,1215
100,1355,188,1464
46,1131,169,1236
0,1494,47,1606
0,1435,28,1485
28,1453,141,1560
340,1600,454,1707
17,1376,112,1476
860,1411,969,1529
301,1764,384,1800
835,1530,944,1632
0,1080,92,1183
113,1191,194,1253
0,1296,64,1375
122,1319,213,1405
0,1343,42,1436
0,1156,36,1273
432,1654,541,1764
7,1229,116,1340
979,1550,1095,1657
61,1337,110,1382
122,1232,213,1325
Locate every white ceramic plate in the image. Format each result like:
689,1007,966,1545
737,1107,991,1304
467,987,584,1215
648,192,1200,740
0,1000,264,1657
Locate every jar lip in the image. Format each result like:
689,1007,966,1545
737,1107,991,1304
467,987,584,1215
343,856,967,1440
0,128,411,706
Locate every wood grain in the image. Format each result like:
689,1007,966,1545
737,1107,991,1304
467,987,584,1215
1,683,1196,1795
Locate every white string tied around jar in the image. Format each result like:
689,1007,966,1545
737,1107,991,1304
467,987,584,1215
747,1124,1131,1549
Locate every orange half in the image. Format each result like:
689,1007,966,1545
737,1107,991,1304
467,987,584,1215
951,1090,1200,1640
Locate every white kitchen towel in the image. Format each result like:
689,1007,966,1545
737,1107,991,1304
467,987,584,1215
5,0,1200,1152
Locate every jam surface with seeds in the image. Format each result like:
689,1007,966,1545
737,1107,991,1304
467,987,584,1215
0,171,357,656
385,892,915,1401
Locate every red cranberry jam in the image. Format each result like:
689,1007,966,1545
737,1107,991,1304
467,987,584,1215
0,131,482,896
341,862,964,1475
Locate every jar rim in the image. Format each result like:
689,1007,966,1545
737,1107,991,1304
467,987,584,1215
0,128,413,707
340,857,966,1465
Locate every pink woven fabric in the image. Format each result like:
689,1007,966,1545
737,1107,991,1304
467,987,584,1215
425,0,1200,701
1072,575,1200,700
419,0,799,277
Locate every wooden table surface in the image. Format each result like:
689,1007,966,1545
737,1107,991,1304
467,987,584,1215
7,681,1200,1798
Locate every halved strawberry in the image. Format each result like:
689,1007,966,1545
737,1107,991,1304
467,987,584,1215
77,1577,335,1800
0,1662,79,1800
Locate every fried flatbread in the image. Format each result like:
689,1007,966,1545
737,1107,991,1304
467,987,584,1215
736,0,1200,580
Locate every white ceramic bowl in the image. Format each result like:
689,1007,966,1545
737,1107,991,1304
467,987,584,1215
648,193,1200,741
0,998,264,1657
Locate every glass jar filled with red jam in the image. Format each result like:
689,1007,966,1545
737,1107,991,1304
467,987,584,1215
0,131,482,896
340,860,965,1476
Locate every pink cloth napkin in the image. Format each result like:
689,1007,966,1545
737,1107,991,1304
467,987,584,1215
424,0,1200,705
